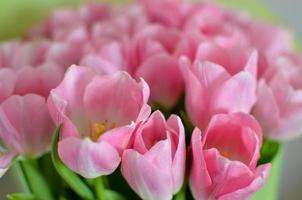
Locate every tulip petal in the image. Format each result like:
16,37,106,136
253,80,280,137
136,54,183,108
219,164,270,200
212,71,256,114
0,94,54,156
204,113,262,167
83,71,149,126
122,149,173,200
167,115,186,193
0,68,16,103
189,128,212,200
58,137,120,178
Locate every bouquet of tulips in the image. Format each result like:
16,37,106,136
0,0,301,199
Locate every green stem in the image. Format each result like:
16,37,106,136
95,177,107,200
18,159,54,200
173,181,187,200
17,160,31,193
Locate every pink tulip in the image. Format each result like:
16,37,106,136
45,27,89,69
14,62,64,98
190,113,270,200
121,111,186,200
79,3,112,26
180,56,257,130
136,54,183,108
0,40,49,69
0,68,16,103
80,41,128,75
243,22,291,60
183,4,248,50
46,8,84,40
0,94,54,177
48,65,150,178
139,0,192,28
253,71,302,141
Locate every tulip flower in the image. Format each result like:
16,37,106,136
0,40,49,69
136,54,183,109
190,113,270,200
48,65,150,178
139,0,192,28
253,72,302,141
121,111,186,200
0,94,54,177
14,62,64,98
0,68,16,103
180,56,257,130
46,27,89,69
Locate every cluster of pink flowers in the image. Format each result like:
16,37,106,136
0,0,301,199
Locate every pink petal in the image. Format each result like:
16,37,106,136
219,164,270,200
83,71,149,126
0,94,54,156
189,128,212,200
253,80,280,138
48,65,95,137
0,151,15,178
136,54,183,108
100,124,136,155
167,115,186,193
0,68,16,103
122,149,173,200
195,42,230,70
58,137,120,178
204,113,262,167
133,111,170,154
212,71,256,114
14,63,64,97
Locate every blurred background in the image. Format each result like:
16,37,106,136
0,0,301,199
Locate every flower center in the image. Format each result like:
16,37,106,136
221,150,230,159
89,121,117,141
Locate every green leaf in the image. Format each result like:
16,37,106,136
104,190,127,200
258,139,280,165
18,159,54,200
7,193,40,200
51,127,94,200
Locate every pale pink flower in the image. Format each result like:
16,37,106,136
180,56,257,129
0,40,49,69
190,113,270,200
48,65,150,178
139,0,192,28
253,61,302,140
45,27,89,69
122,111,186,200
14,62,64,98
0,94,54,177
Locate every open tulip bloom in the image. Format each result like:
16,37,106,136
0,0,301,200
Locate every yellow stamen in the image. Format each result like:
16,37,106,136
88,121,118,141
110,122,117,129
94,123,106,138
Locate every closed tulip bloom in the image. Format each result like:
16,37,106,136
122,111,186,200
48,65,150,178
0,94,54,177
14,62,64,98
190,113,270,200
253,72,302,141
180,56,257,130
